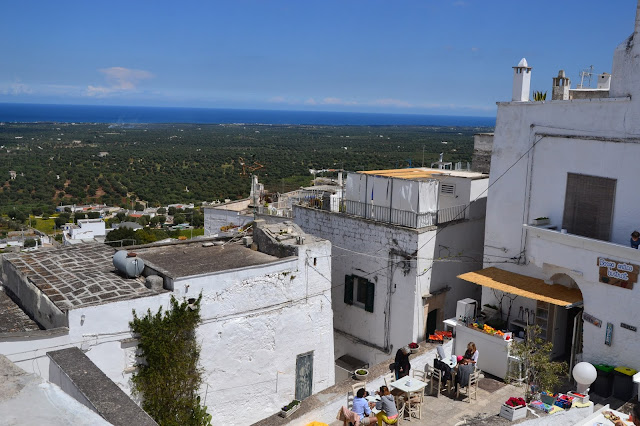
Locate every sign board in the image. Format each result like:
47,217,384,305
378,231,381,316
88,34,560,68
583,312,602,327
597,257,638,289
621,323,637,332
605,322,614,346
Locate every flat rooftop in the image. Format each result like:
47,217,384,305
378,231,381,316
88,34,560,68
0,287,40,333
133,241,281,279
359,167,487,180
3,244,161,311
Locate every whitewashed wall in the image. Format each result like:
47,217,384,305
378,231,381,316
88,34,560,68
483,14,640,373
0,240,334,426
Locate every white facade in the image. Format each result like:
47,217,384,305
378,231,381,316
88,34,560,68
482,3,640,373
294,169,488,367
0,231,334,425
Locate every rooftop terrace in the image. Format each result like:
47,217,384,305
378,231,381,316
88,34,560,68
133,240,281,279
359,167,487,180
2,244,161,311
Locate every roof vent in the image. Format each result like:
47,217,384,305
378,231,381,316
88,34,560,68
441,184,455,195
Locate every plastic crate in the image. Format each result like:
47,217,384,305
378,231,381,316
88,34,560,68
540,392,557,406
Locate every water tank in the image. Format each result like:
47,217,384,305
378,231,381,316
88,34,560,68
145,275,163,291
113,251,145,278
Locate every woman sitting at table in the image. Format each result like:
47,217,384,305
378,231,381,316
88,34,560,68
375,386,398,425
352,388,376,425
462,342,478,365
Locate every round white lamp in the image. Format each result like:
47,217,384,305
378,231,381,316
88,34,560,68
573,362,597,394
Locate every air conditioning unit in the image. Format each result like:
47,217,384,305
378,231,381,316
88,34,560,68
456,298,477,321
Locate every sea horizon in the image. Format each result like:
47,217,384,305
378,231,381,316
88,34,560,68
0,102,496,127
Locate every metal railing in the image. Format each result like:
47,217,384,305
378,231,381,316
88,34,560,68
341,200,467,228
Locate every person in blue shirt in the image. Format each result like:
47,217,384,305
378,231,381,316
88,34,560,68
352,388,376,424
631,231,640,249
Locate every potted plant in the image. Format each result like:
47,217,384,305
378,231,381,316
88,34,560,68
279,399,301,418
532,217,550,226
499,397,527,421
408,342,419,354
355,369,369,381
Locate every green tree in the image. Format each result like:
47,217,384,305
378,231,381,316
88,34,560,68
135,203,144,211
87,211,100,219
157,207,167,215
54,213,71,228
174,213,186,224
168,206,177,216
24,238,37,248
129,294,211,426
507,325,568,401
105,227,138,246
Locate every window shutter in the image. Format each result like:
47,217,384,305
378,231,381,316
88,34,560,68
365,281,375,313
344,275,354,305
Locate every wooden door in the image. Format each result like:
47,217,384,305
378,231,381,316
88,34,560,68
295,352,314,401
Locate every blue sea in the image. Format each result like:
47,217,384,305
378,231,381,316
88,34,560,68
0,103,495,127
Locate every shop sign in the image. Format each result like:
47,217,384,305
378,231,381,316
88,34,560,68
605,323,614,346
583,312,602,327
621,322,637,332
597,257,638,289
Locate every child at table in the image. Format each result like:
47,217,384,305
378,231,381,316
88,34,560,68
375,386,398,425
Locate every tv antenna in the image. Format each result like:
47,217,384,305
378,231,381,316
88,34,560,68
577,65,594,89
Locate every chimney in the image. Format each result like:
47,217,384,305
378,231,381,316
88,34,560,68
597,72,611,90
552,70,571,100
512,58,532,102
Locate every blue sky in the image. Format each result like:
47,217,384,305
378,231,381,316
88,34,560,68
0,0,635,116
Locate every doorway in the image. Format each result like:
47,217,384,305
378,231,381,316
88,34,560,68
295,352,314,401
426,309,438,336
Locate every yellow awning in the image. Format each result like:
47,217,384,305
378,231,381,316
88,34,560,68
458,267,583,307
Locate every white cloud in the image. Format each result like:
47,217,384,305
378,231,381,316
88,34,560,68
0,82,33,95
372,98,413,108
85,66,153,97
304,97,318,105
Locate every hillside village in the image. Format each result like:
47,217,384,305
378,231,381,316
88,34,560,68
3,3,640,426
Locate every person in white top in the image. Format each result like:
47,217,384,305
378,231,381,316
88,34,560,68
462,342,479,365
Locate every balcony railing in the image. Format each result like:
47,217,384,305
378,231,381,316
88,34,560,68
342,200,467,228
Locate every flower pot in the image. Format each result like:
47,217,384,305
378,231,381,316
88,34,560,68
355,369,369,381
279,400,300,418
499,403,527,421
410,347,419,354
532,218,550,226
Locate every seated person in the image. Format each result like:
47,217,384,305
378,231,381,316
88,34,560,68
631,231,640,249
462,342,479,365
455,362,476,391
375,386,398,425
352,388,376,425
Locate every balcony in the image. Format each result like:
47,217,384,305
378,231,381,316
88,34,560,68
344,200,468,228
523,224,640,281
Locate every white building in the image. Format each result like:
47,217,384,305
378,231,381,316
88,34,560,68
0,222,334,425
457,2,640,378
63,219,107,245
294,167,488,371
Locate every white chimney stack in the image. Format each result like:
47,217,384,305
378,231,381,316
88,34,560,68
512,58,532,102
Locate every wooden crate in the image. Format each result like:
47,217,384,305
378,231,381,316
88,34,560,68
499,404,527,421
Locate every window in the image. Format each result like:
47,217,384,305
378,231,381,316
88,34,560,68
440,183,455,196
344,275,374,312
562,173,616,241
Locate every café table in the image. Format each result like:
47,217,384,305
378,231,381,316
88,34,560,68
389,376,427,399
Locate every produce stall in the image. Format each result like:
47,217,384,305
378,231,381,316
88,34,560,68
452,319,518,379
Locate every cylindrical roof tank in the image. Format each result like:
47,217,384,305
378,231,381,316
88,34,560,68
113,250,145,278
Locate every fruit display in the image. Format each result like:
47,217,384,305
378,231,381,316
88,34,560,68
471,322,506,338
